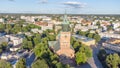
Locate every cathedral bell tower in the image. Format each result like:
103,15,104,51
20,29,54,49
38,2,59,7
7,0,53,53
60,13,71,49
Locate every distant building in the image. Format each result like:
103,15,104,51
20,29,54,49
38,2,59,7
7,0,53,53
5,35,23,46
99,32,120,38
112,22,120,29
31,28,43,34
0,18,4,23
10,44,22,51
0,37,9,44
54,25,62,33
102,38,120,52
21,16,35,22
35,22,53,31
73,35,96,46
48,14,74,58
0,53,9,60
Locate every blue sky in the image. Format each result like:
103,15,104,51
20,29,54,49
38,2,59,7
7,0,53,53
0,0,120,14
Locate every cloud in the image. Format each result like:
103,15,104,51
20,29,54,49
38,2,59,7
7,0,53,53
63,1,87,8
8,0,15,1
38,0,48,4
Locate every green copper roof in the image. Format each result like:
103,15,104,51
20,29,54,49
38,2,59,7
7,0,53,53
48,41,60,52
62,13,70,32
63,14,69,24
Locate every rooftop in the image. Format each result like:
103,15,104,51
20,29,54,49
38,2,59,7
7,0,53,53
73,35,94,42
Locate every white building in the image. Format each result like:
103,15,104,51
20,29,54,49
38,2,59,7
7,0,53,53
21,16,35,22
112,22,120,29
10,44,21,51
5,35,23,46
31,28,43,33
0,53,9,60
0,18,4,23
0,37,9,44
99,32,120,38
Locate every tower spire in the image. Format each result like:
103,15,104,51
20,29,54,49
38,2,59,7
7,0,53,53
63,10,69,24
62,10,70,32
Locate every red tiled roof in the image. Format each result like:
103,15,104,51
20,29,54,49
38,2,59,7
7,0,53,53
35,22,48,26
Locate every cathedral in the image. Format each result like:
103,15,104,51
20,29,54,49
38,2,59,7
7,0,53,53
48,13,75,58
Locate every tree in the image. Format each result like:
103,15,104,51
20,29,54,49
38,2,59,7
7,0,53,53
1,42,8,51
22,37,33,50
93,34,101,43
0,48,2,53
22,38,28,49
0,24,5,32
106,53,120,68
34,43,46,58
98,48,107,61
97,48,107,67
70,37,75,45
96,21,100,26
84,46,93,58
79,31,86,36
16,58,26,68
0,60,12,68
33,34,41,45
5,24,12,34
75,51,87,65
75,45,92,65
73,41,81,52
56,62,70,68
27,41,33,50
79,45,92,58
87,33,94,38
48,35,55,41
33,37,40,45
107,25,113,31
31,59,48,68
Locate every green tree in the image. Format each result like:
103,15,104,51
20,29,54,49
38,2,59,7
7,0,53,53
97,48,107,67
5,24,12,34
79,31,86,36
31,59,48,68
34,43,46,58
0,24,5,31
96,21,100,26
106,53,120,68
1,42,8,50
98,48,107,61
75,51,87,64
48,35,56,41
0,47,2,53
107,25,113,31
73,41,81,52
93,34,101,43
27,41,33,50
70,37,75,45
16,58,26,68
56,62,70,68
87,33,94,38
75,45,92,65
0,60,12,68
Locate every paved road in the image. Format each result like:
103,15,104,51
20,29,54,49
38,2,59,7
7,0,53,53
26,52,35,68
89,45,103,68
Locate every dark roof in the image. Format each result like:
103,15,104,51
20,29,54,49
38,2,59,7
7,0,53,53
48,41,60,52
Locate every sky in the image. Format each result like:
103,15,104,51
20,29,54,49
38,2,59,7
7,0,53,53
0,0,120,14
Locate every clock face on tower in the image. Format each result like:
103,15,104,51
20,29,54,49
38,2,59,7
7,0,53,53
65,35,67,38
